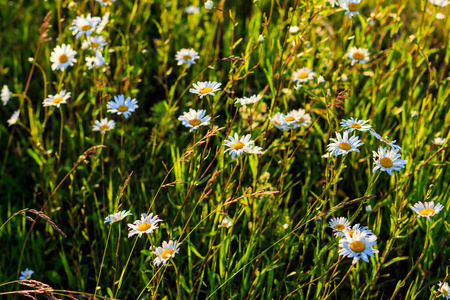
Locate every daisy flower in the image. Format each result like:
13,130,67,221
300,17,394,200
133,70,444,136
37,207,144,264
86,50,105,69
43,90,71,108
244,145,265,155
340,0,361,19
1,85,11,106
7,110,20,127
328,217,351,233
292,68,316,84
327,131,364,156
127,213,162,238
185,5,200,14
346,47,370,65
70,14,101,38
338,230,379,264
50,44,77,71
151,240,182,266
93,118,116,133
336,223,374,237
372,146,407,176
289,109,311,129
178,108,211,132
223,133,255,159
19,269,34,281
341,117,372,132
235,94,262,106
429,0,449,6
107,95,138,119
96,12,110,33
328,0,341,7
189,81,222,99
410,201,444,221
370,130,402,152
270,112,290,131
175,48,199,67
96,0,116,6
437,281,450,299
219,217,233,228
104,210,132,224
81,36,107,50
433,137,446,146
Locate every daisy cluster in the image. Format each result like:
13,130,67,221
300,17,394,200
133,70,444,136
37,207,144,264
270,109,312,131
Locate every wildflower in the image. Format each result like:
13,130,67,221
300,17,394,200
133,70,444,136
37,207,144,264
1,85,11,106
283,223,289,229
410,201,444,221
70,14,101,38
372,146,407,175
235,94,262,106
327,131,364,156
43,90,71,108
428,0,449,6
104,210,132,224
189,81,222,99
328,217,351,233
438,281,450,299
205,0,214,10
219,217,233,228
127,213,162,238
50,44,77,71
175,48,199,67
370,130,402,151
96,12,110,33
336,224,374,237
86,50,105,69
328,0,341,7
258,35,264,43
340,0,361,19
223,133,255,159
151,240,182,266
289,25,299,34
93,117,116,133
185,5,200,14
96,0,116,6
107,95,138,119
433,137,446,146
270,112,290,131
338,230,379,264
340,117,372,132
81,35,107,50
346,47,369,65
7,110,20,127
178,108,211,132
288,109,311,129
19,269,34,281
292,68,316,84
244,145,265,155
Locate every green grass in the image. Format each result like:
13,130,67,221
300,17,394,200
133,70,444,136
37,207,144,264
0,0,450,299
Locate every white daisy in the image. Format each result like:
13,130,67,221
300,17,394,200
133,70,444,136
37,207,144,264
96,12,110,33
189,81,222,99
50,44,77,71
19,269,34,281
335,223,374,237
328,0,341,7
223,133,255,159
151,240,182,266
328,217,351,234
433,137,446,146
338,230,379,264
107,95,138,119
372,146,407,176
428,0,449,6
7,110,20,127
410,201,444,221
81,35,107,50
104,210,132,224
340,0,361,19
244,145,265,155
270,112,290,131
96,0,116,6
340,117,372,132
219,217,233,228
185,5,200,14
235,94,262,106
70,14,101,38
327,131,364,156
43,90,71,108
127,213,162,238
178,108,211,132
1,85,11,106
346,47,370,65
86,50,105,70
288,109,311,129
437,281,450,299
370,130,402,152
93,117,116,133
292,68,316,84
175,48,199,67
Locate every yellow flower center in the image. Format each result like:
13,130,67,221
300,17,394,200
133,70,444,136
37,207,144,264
334,224,345,230
117,105,129,112
348,230,355,237
380,157,393,168
59,54,68,63
297,72,309,79
349,240,366,253
223,221,229,227
189,119,201,126
52,97,63,104
339,142,352,151
352,52,365,60
381,137,391,143
100,125,109,131
199,87,213,95
350,123,361,128
92,42,100,48
25,274,31,279
161,249,174,259
183,55,192,60
273,120,280,126
420,208,435,216
443,289,449,296
348,3,358,12
138,222,151,232
296,117,305,124
232,142,245,150
81,24,92,31
285,116,295,122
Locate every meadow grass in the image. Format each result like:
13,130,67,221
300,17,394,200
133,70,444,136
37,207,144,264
0,0,450,299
